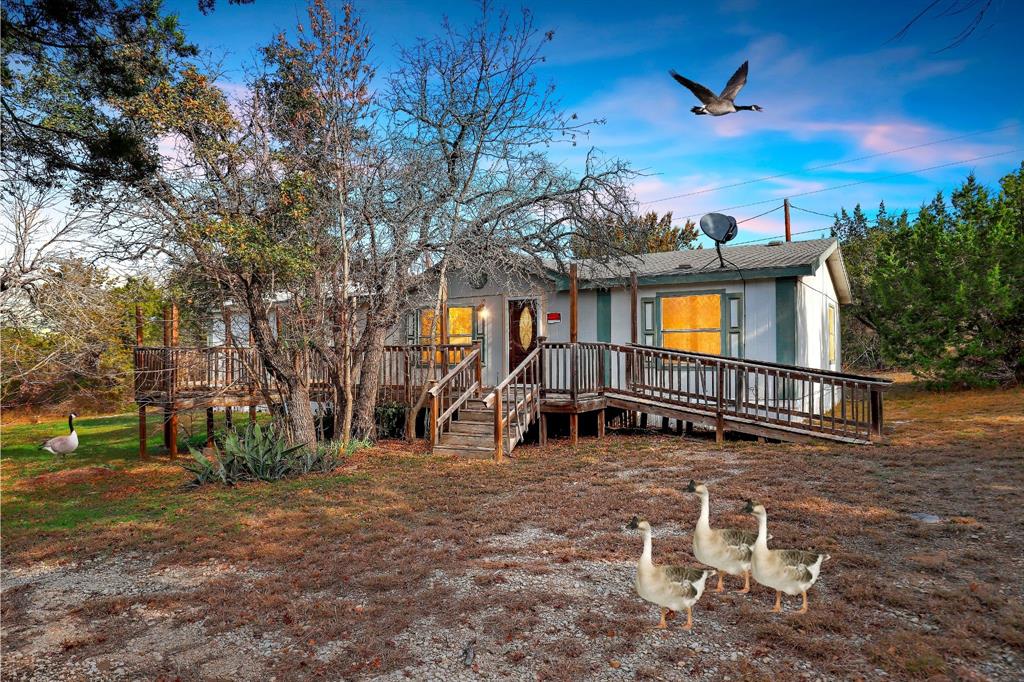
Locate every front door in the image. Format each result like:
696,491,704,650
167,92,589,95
508,299,538,372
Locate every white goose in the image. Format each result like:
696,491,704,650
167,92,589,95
744,500,830,613
626,516,716,631
686,480,761,593
40,413,79,460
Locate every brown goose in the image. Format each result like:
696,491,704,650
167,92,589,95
669,61,763,116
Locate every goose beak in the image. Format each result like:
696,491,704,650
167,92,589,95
625,515,639,530
685,479,696,493
742,499,754,513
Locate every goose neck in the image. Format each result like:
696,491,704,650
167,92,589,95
640,530,653,566
755,513,769,549
697,493,711,530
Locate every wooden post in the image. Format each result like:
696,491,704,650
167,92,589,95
597,409,605,439
784,198,792,242
224,306,233,430
428,380,438,447
630,272,638,344
569,413,579,447
162,305,171,448
494,389,504,463
569,263,579,342
168,304,179,458
870,387,884,440
135,305,145,458
685,421,694,436
716,363,725,445
206,407,215,446
675,419,683,436
138,406,147,458
539,413,547,446
716,415,724,445
473,341,482,392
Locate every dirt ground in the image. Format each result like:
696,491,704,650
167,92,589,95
2,385,1023,681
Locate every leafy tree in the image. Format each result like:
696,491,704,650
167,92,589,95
573,211,697,258
869,166,1024,387
1,0,199,200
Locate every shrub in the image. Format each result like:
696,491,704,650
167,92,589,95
375,401,406,439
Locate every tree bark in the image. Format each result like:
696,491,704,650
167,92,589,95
352,322,388,439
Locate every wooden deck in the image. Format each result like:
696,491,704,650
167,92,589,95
133,341,890,458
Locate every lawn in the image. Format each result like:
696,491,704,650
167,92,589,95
2,385,1022,680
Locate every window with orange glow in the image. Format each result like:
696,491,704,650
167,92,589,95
659,294,723,354
418,306,478,363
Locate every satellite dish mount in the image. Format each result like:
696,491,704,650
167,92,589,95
699,212,739,268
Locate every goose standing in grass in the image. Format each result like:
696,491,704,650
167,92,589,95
626,516,716,631
744,500,830,613
686,480,761,593
40,413,79,460
669,61,763,116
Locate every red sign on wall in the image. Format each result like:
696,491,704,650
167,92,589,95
547,312,562,323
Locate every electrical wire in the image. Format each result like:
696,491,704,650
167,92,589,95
672,148,1019,223
789,204,837,219
737,204,784,223
639,123,1019,206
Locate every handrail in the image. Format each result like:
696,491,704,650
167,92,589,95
485,346,542,406
538,341,888,443
428,347,481,397
625,342,892,386
427,344,482,447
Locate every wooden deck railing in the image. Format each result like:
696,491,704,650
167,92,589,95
133,343,477,405
427,344,482,446
485,346,542,461
540,342,890,443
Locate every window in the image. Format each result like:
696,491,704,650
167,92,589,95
660,293,722,354
827,304,837,366
411,306,484,363
726,294,743,357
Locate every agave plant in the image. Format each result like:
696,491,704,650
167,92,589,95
184,422,307,485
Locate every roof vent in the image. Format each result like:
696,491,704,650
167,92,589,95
766,240,783,247
676,263,693,270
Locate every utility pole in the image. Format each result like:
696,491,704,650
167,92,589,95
784,198,792,242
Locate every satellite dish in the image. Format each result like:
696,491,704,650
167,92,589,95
699,213,738,244
699,212,739,269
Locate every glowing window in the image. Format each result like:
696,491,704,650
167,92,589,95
659,294,722,354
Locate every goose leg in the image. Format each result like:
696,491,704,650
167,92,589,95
682,606,693,631
798,591,808,614
737,570,750,594
657,607,669,629
771,590,782,613
714,573,724,593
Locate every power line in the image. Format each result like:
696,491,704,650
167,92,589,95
674,148,1019,223
789,204,836,219
640,123,1019,206
730,206,927,246
736,204,784,223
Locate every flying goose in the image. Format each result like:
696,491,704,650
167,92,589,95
626,516,716,630
40,413,79,460
669,61,763,116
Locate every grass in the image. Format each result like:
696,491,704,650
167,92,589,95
2,385,1023,680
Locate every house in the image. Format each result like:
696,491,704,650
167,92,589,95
398,238,852,388
132,237,888,459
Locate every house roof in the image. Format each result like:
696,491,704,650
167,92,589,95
548,238,853,304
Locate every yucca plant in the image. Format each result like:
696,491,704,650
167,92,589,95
184,422,307,485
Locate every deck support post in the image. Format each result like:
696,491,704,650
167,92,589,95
640,413,648,429
569,413,579,447
870,387,884,440
206,407,215,446
597,409,605,439
539,413,547,446
225,407,233,432
685,421,693,436
169,303,178,458
675,419,683,436
494,387,504,463
138,406,147,458
428,380,439,448
168,407,178,458
715,415,724,445
629,272,638,345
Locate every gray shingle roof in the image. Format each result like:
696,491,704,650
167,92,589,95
566,238,839,280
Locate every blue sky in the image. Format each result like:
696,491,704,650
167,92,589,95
167,0,1023,243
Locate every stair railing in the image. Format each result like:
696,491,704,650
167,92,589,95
426,344,482,446
485,346,542,462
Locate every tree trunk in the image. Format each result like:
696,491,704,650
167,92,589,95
352,323,388,439
285,378,318,448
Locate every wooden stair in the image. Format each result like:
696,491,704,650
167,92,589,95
433,397,526,458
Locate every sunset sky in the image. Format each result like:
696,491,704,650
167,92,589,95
166,0,1023,243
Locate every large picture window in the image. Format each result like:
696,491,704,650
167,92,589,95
660,293,722,354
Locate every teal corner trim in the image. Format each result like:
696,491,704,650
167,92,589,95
596,289,611,342
775,277,797,365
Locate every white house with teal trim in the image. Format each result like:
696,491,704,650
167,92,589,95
396,238,852,389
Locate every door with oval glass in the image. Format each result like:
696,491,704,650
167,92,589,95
508,298,538,373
